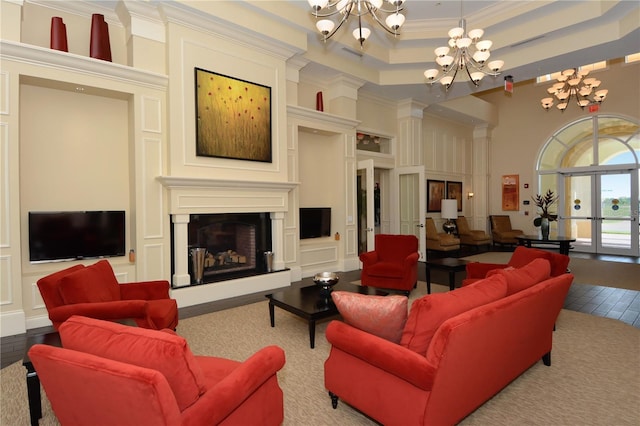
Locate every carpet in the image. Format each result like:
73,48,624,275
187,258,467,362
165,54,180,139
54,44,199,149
2,281,639,425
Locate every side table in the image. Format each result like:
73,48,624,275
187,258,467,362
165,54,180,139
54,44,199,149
425,258,470,293
23,331,61,426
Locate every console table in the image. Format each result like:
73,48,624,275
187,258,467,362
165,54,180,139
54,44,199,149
515,235,576,255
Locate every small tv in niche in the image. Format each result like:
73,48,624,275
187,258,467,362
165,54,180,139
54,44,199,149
299,207,331,239
28,211,126,262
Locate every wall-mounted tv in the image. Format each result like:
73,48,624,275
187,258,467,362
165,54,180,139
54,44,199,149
299,207,331,239
29,211,126,263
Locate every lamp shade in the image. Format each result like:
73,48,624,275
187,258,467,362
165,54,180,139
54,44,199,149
441,199,458,220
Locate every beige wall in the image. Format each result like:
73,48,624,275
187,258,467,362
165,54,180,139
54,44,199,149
477,59,640,233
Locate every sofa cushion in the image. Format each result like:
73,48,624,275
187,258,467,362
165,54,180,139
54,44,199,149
59,315,206,411
332,291,408,343
37,264,85,309
59,260,120,304
487,258,551,295
400,275,507,356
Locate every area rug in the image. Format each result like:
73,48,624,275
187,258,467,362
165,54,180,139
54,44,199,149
2,282,639,425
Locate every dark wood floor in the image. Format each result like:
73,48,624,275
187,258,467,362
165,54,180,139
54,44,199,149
2,250,638,370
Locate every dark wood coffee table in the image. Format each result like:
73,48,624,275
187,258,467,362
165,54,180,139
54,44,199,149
516,235,576,255
266,281,387,348
23,331,62,426
425,257,470,293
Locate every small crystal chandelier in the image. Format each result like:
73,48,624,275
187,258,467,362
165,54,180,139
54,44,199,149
423,17,504,90
308,0,407,47
540,68,608,111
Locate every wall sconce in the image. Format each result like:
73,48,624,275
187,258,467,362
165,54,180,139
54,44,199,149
467,192,474,199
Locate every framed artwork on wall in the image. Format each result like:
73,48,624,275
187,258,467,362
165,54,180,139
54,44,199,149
502,174,519,211
195,67,272,162
446,181,463,211
427,179,446,212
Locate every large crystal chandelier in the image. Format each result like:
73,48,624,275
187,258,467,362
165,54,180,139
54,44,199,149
423,17,504,90
540,68,608,111
308,0,406,47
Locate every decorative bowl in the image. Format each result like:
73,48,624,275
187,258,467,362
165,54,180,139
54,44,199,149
313,272,339,290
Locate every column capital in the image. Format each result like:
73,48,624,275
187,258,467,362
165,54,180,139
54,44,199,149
397,99,427,119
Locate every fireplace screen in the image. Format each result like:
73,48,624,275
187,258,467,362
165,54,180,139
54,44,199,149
183,213,272,284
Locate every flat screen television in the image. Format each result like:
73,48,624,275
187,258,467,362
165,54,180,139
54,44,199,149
299,207,331,239
29,211,126,262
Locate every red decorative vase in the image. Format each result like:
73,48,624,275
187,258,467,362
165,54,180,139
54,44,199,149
50,17,68,52
316,91,324,112
90,14,112,61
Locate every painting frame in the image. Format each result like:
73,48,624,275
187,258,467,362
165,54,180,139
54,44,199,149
502,174,519,211
195,67,272,163
427,179,446,212
446,181,463,212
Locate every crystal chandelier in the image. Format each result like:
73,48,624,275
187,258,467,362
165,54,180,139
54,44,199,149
308,0,407,47
540,68,608,111
423,18,504,90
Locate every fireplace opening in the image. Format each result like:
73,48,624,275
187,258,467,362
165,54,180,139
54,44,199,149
172,212,272,285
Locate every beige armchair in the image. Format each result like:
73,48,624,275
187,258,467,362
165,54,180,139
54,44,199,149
425,217,460,253
490,215,524,247
456,216,492,249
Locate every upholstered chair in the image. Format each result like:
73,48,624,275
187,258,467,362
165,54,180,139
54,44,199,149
425,217,460,253
37,259,178,330
29,316,285,426
360,234,419,294
489,215,525,247
456,216,492,249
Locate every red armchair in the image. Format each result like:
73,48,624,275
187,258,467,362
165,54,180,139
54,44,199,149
462,246,570,286
29,316,285,426
37,259,178,330
360,234,419,294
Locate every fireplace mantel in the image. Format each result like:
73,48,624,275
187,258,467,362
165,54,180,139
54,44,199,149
157,176,298,215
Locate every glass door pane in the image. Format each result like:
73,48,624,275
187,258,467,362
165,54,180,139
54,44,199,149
357,160,375,255
597,172,636,254
563,174,595,252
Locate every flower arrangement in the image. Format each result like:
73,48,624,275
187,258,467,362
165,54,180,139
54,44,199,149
532,189,558,226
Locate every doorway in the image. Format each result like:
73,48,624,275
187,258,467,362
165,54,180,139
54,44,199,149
561,169,639,255
538,114,639,256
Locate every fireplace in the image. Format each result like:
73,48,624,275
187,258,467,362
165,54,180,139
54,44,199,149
182,213,272,284
158,176,295,293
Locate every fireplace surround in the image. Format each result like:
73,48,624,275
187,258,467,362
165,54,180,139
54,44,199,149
158,176,295,300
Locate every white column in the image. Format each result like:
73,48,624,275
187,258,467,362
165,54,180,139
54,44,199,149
270,211,285,271
172,214,191,287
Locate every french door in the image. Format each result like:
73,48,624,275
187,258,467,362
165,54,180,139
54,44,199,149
561,168,639,256
357,160,375,255
393,166,426,261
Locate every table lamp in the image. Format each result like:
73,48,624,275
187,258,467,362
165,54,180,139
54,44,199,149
441,199,458,234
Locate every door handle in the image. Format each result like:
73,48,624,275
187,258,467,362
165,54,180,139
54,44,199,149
417,224,424,228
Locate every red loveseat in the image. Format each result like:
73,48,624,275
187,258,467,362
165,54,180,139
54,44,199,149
325,258,573,425
462,245,570,287
360,234,419,293
29,316,286,426
37,259,178,330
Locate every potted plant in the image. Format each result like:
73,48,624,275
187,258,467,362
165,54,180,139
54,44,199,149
532,189,558,239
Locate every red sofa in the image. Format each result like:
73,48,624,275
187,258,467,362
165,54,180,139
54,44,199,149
37,259,178,330
360,234,419,293
29,316,286,426
325,258,573,425
462,245,570,287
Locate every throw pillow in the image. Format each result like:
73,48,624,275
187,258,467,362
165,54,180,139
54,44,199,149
487,257,551,295
58,260,120,304
400,275,507,356
59,315,207,411
331,291,408,343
